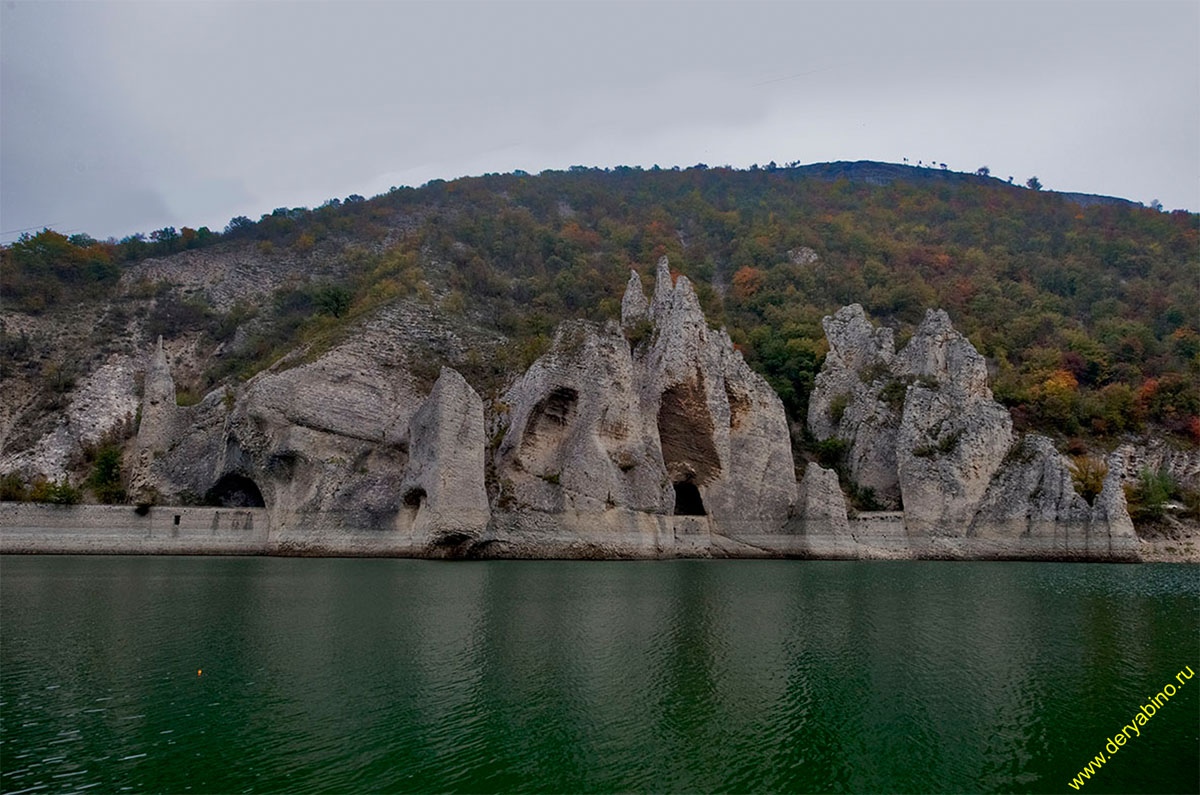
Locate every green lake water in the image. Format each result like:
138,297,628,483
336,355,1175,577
1,556,1197,794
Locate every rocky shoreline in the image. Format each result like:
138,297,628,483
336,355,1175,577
2,257,1195,562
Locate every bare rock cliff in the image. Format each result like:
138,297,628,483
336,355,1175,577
894,309,1014,537
808,304,1136,559
493,256,796,546
806,304,901,503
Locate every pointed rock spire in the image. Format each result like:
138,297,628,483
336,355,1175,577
650,255,674,319
620,270,649,329
144,335,175,407
152,335,168,369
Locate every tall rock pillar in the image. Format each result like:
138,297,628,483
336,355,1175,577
129,336,177,502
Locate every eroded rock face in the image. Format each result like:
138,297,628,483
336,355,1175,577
494,256,796,540
400,367,490,544
969,435,1091,541
620,270,649,329
1089,449,1138,557
128,337,178,502
806,304,900,503
495,320,662,517
805,305,1141,552
895,310,1013,536
0,354,140,482
134,322,490,551
1110,438,1200,492
798,463,850,538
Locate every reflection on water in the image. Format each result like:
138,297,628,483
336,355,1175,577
1,557,1196,793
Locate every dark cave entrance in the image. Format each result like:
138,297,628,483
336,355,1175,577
403,487,426,509
673,480,706,516
205,473,266,508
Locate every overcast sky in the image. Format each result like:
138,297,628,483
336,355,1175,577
2,1,1197,243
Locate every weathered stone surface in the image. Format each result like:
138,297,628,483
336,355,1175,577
620,270,649,329
1089,448,1138,557
798,463,849,536
787,246,820,266
494,256,795,544
893,309,989,393
0,354,139,481
806,304,900,503
1110,438,1200,492
400,367,490,543
648,255,674,319
894,310,1013,537
495,320,661,517
969,434,1091,541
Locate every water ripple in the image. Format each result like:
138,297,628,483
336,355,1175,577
2,557,1197,793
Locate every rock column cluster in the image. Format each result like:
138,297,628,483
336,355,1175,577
124,268,1139,559
807,304,1137,558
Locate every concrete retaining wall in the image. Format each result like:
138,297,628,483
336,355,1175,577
0,503,270,555
0,502,1145,561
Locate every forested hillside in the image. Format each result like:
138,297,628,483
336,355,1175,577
3,162,1197,449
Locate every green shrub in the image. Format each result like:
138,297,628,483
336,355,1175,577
814,438,848,470
829,393,851,425
30,478,81,505
0,472,28,501
88,446,126,504
1126,467,1175,523
1068,455,1107,505
846,482,885,512
624,318,654,349
913,429,963,458
877,379,908,410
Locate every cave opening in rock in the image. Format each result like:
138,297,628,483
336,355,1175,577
673,480,706,516
205,473,266,508
403,487,426,508
539,386,579,425
520,386,579,468
657,380,720,485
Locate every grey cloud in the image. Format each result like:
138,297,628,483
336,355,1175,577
2,0,1196,243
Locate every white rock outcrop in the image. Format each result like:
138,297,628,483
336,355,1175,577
807,304,1136,559
494,256,796,547
894,309,1014,536
400,367,490,544
806,304,901,504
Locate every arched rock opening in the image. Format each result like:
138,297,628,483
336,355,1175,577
520,386,579,469
657,380,720,485
403,487,426,508
673,480,706,516
206,473,266,508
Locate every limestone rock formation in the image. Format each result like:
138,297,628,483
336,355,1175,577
132,318,491,552
0,354,140,482
1089,449,1138,557
128,337,177,501
495,320,659,518
620,270,649,329
806,304,901,503
1109,438,1200,492
798,463,850,537
400,367,490,544
787,247,820,266
806,304,1139,555
494,256,796,548
894,309,1013,536
969,434,1091,541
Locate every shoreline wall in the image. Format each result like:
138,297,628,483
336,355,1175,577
0,503,1143,561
